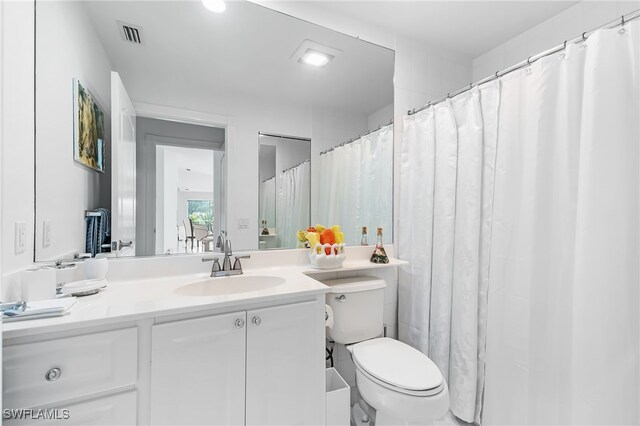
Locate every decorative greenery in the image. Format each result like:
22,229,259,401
188,200,213,225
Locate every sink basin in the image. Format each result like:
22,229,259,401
173,275,286,297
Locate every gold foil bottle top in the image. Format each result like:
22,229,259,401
362,226,367,234
377,227,383,236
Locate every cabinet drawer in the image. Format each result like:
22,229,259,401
3,328,138,409
4,390,137,426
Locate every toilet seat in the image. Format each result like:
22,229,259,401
350,337,444,397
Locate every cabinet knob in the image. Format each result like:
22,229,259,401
252,316,262,326
45,367,61,382
235,318,245,329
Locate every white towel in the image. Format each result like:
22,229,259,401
2,298,77,322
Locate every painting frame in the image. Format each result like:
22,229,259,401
73,78,105,173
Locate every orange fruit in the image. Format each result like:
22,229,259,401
320,229,336,255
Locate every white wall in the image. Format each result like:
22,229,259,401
367,103,394,131
162,150,178,255
259,135,311,177
473,1,640,81
35,1,113,261
1,0,35,286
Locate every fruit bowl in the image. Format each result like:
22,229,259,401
308,243,346,269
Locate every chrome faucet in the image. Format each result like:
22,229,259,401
202,238,250,277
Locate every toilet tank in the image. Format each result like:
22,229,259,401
323,276,386,345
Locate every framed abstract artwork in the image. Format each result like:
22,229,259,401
73,79,105,172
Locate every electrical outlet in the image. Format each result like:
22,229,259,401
14,222,26,254
237,217,249,229
43,221,52,248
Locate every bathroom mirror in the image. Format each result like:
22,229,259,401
34,0,394,261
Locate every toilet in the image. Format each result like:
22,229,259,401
324,276,450,426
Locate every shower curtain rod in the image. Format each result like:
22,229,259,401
281,158,310,174
408,10,640,116
259,132,311,142
319,120,393,156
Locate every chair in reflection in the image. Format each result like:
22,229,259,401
192,222,210,252
184,219,196,250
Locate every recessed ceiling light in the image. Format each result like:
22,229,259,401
202,0,226,13
291,40,342,68
301,49,332,67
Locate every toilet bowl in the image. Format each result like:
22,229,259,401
348,338,449,425
323,276,450,425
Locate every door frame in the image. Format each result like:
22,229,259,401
134,103,231,256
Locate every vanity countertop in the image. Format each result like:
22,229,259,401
3,246,405,340
2,267,329,339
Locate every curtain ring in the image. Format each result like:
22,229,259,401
563,40,567,50
582,32,587,40
527,56,532,65
495,71,499,79
621,15,625,26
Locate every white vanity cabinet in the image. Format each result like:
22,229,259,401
150,299,324,426
3,291,326,426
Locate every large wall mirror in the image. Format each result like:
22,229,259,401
34,0,393,261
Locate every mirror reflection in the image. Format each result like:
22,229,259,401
34,0,393,261
258,134,311,250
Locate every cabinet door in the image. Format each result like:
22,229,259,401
150,311,246,425
246,300,324,426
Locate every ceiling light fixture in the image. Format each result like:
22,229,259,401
301,50,332,67
202,0,226,13
291,40,342,68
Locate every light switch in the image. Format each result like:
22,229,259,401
14,222,26,254
43,221,52,248
237,217,249,229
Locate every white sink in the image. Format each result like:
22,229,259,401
173,275,286,297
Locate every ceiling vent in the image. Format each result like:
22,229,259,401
118,21,143,45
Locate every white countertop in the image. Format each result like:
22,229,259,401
2,267,327,339
3,246,405,340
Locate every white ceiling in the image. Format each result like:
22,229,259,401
83,1,394,116
270,1,580,59
162,146,215,193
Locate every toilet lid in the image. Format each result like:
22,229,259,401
351,338,443,391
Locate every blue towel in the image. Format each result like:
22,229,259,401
85,209,110,256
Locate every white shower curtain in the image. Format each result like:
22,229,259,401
317,125,393,244
259,177,276,229
276,161,310,248
399,21,639,425
398,83,500,422
483,21,639,425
